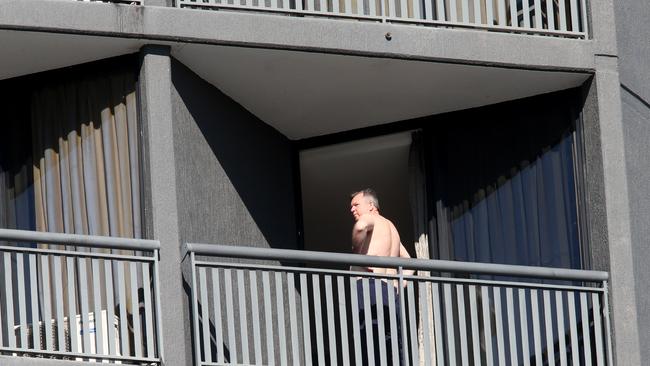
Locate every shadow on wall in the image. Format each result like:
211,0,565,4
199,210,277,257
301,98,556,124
170,58,298,250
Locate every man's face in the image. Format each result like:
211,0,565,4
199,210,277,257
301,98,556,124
350,193,373,221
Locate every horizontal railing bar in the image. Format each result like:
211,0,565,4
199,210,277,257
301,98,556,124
194,260,397,278
403,273,605,292
0,244,156,262
185,243,608,281
194,260,604,292
0,228,159,251
178,2,586,39
0,347,160,363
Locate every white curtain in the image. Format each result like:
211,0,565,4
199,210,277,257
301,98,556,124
30,68,141,320
31,72,141,241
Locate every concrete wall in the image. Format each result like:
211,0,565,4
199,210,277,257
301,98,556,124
614,1,650,102
169,57,300,364
170,59,298,250
614,1,650,363
621,88,650,363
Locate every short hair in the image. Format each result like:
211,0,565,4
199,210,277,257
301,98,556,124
350,188,380,210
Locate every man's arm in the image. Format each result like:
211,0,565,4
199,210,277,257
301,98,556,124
399,243,415,276
399,243,411,258
351,214,375,251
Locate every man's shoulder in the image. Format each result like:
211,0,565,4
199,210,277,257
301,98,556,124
378,214,395,225
384,217,400,236
377,215,396,229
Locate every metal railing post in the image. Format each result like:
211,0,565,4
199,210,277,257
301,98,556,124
189,252,202,365
398,266,409,366
154,248,165,362
602,280,614,366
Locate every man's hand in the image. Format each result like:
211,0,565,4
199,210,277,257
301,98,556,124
351,214,375,252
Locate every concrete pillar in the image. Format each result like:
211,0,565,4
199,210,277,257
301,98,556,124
138,45,192,366
593,55,641,366
588,0,642,363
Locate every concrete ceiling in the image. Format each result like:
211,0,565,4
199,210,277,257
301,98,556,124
0,29,591,141
0,30,143,81
174,43,591,140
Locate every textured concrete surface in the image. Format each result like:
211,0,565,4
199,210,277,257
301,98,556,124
614,1,650,363
592,56,641,366
170,58,300,364
614,0,650,101
0,356,84,366
170,59,298,251
143,0,171,6
0,0,595,71
579,79,609,273
590,0,618,56
139,45,192,366
621,88,650,365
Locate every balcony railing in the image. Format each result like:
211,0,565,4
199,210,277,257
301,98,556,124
76,0,143,3
185,243,612,365
177,0,589,38
0,229,162,364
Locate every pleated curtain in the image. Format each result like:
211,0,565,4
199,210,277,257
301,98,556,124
0,97,34,233
427,94,582,271
408,130,438,365
431,132,581,271
445,134,580,269
30,69,141,315
31,72,140,241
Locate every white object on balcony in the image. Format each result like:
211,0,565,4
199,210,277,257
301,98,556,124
14,310,121,363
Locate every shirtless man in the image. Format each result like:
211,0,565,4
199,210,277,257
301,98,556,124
349,188,409,365
350,188,411,274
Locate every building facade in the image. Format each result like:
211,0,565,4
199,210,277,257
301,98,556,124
0,0,648,365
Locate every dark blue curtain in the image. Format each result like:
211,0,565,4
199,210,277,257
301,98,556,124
427,90,583,270
0,88,35,233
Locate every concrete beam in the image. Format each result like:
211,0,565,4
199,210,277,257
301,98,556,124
0,356,84,366
0,0,595,71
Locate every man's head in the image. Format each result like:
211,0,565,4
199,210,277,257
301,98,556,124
350,188,380,221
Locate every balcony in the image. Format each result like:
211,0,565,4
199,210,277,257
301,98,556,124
176,0,589,39
75,0,142,3
185,243,612,365
63,0,589,39
0,229,162,364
